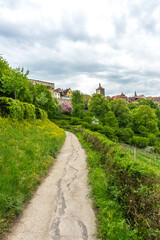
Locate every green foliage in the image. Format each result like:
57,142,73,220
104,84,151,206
88,93,110,118
0,117,65,238
133,105,159,135
128,102,138,110
23,103,36,121
130,136,149,148
75,128,160,239
34,84,57,119
0,97,48,121
137,98,158,109
70,117,82,125
111,99,132,128
116,128,134,143
75,131,139,239
97,125,116,140
1,67,29,99
0,97,24,120
18,81,36,104
35,107,48,120
71,90,85,118
103,111,118,127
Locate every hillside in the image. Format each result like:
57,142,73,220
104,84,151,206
0,117,65,238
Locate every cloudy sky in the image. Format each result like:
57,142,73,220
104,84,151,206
0,0,160,96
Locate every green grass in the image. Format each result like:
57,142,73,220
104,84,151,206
121,144,160,174
0,117,65,238
72,128,160,239
75,132,138,240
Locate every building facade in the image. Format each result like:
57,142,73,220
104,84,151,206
96,83,105,96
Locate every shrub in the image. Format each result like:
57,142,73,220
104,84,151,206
70,117,82,125
130,136,149,148
0,97,24,120
35,107,48,120
148,133,157,146
23,103,36,121
97,125,116,140
116,128,134,143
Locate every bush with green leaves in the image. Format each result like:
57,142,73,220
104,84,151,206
70,117,82,125
97,125,116,140
0,97,24,120
130,136,149,148
116,128,134,143
23,102,36,121
35,107,48,120
133,105,159,135
0,97,48,121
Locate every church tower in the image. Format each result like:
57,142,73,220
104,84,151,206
96,83,105,96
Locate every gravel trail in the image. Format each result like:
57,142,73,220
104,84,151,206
6,132,96,240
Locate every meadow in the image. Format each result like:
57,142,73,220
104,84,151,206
0,117,65,238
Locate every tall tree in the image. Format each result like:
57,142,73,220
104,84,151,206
111,99,132,128
133,105,159,135
71,90,85,118
1,67,29,99
35,84,57,119
88,93,110,118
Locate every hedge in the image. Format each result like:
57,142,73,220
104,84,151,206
77,128,160,239
0,97,47,121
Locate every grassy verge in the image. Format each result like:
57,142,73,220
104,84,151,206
72,128,160,239
75,131,138,240
0,117,65,238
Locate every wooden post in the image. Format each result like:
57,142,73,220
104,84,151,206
134,147,136,161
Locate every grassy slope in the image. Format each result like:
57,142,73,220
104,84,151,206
0,117,65,238
75,131,138,240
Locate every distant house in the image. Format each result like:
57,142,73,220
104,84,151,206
54,88,63,99
62,88,72,99
112,92,128,101
151,97,160,107
96,83,105,96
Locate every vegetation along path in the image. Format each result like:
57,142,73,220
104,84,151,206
6,132,96,240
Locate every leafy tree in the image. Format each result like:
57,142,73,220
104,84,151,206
111,99,132,128
71,90,85,118
34,84,57,119
103,111,118,127
133,105,159,135
88,93,110,118
1,67,29,99
18,80,35,103
137,98,158,109
128,102,138,110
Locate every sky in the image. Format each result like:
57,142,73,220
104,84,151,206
0,0,160,97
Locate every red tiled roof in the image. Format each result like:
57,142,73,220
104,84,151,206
54,88,62,93
96,83,104,90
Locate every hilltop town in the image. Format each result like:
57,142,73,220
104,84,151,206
30,79,160,107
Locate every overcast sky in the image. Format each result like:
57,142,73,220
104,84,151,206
0,0,160,96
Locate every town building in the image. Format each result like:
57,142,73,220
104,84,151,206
96,83,105,96
54,88,63,99
62,88,72,99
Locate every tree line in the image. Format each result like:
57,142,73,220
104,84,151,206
0,56,57,119
71,90,160,151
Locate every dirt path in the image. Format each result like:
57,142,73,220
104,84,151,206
6,132,96,240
